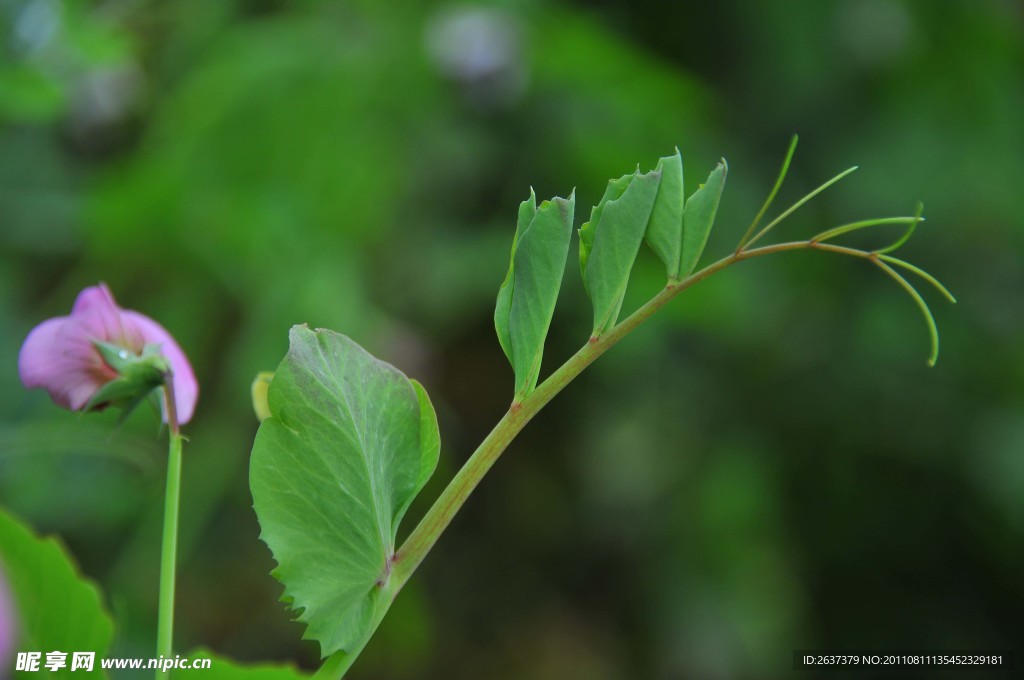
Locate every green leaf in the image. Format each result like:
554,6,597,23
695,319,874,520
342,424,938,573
643,150,686,280
494,189,538,364
581,167,662,335
579,172,634,294
679,160,727,277
174,650,309,679
494,192,575,399
250,326,440,659
0,508,114,678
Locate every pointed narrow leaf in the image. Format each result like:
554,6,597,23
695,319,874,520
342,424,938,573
582,167,662,334
495,192,575,398
494,190,537,364
250,326,441,658
644,150,686,280
0,509,114,678
579,172,636,295
679,160,727,277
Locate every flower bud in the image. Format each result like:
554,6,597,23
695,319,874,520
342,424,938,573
251,372,274,422
18,283,198,425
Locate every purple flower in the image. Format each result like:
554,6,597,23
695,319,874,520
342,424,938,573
18,283,198,424
0,566,14,672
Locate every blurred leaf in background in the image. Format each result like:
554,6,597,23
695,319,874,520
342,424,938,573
1,0,1022,678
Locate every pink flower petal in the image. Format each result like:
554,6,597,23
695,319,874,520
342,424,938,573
72,284,145,351
124,312,199,425
18,316,113,410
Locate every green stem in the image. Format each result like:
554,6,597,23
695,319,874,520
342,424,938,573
156,380,183,674
312,647,363,680
323,238,874,678
392,239,864,587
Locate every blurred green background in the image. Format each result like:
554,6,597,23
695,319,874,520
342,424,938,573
2,0,1022,678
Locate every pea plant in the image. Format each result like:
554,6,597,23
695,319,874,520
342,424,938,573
248,137,954,677
3,138,953,679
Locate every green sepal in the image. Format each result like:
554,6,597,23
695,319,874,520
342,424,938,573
580,166,662,335
679,160,727,277
494,191,575,399
93,340,169,375
86,340,168,416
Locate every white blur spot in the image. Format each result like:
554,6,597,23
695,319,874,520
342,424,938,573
425,6,527,110
13,0,61,56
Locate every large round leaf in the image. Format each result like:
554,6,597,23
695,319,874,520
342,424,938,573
250,326,440,658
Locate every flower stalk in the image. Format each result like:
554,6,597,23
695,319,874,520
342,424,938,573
156,378,183,674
